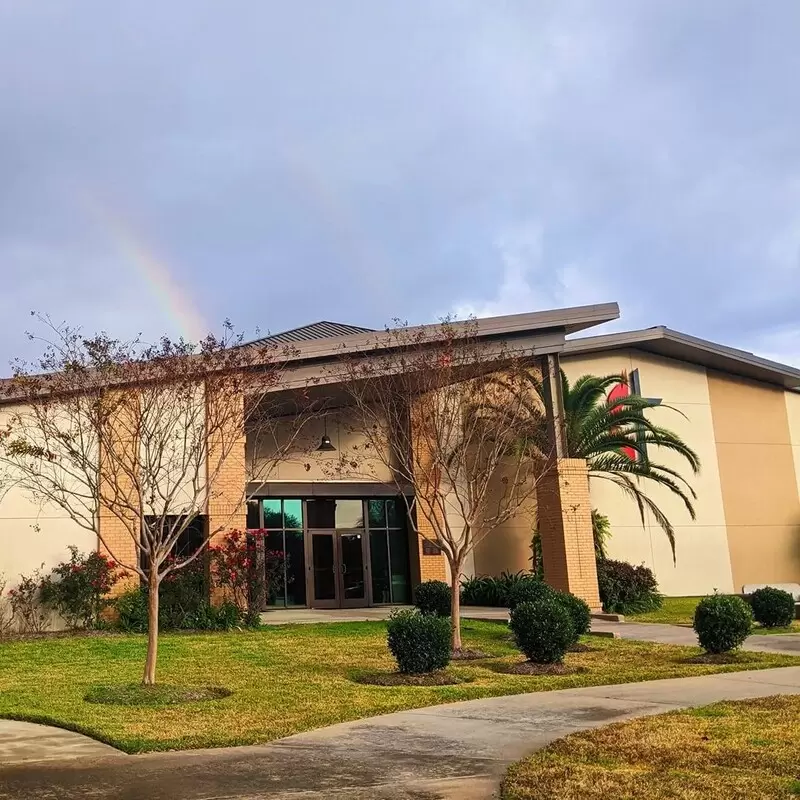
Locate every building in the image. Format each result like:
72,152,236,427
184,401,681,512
1,304,799,616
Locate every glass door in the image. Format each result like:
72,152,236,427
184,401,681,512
337,531,367,608
310,531,338,609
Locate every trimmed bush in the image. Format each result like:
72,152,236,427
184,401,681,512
556,592,592,645
750,587,795,629
597,559,662,614
413,580,452,617
386,609,452,674
693,594,753,654
509,598,574,664
507,578,556,611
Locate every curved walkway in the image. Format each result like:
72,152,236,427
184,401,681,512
2,666,800,800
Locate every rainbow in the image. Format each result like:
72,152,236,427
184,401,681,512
81,194,207,342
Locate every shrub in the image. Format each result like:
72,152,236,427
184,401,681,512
507,578,556,611
39,547,128,629
509,598,574,664
597,559,662,614
158,556,208,629
693,594,753,654
413,580,452,617
7,567,47,633
115,588,149,633
386,609,451,673
749,587,795,629
556,592,592,645
0,574,14,638
460,571,532,607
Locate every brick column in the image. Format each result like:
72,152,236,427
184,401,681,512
409,398,448,584
537,458,601,609
206,382,247,603
98,391,140,596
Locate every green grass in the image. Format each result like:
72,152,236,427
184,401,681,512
0,620,798,753
627,596,800,634
627,596,702,625
502,695,800,799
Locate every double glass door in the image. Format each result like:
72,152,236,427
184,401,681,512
310,530,368,608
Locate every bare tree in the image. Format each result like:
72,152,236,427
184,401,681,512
0,318,314,684
334,319,552,653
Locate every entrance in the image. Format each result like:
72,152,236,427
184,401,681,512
310,530,368,608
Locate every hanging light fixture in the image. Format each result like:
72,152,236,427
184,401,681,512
316,414,337,452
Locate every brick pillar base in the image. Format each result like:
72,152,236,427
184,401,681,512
537,458,601,610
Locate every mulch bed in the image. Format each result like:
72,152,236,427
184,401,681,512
451,648,494,661
494,661,586,676
353,670,472,687
684,652,753,665
568,643,595,653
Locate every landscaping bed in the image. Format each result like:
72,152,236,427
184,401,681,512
502,694,800,799
0,620,798,753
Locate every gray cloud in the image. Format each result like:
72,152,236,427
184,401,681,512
1,0,799,366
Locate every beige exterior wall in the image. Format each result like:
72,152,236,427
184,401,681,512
247,408,395,485
708,373,800,590
0,403,96,626
559,349,734,596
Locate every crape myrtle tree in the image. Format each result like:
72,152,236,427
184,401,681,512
334,319,552,653
0,317,315,684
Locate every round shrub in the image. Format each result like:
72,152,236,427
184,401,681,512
750,587,795,629
509,598,574,664
386,609,452,674
555,591,591,645
413,580,452,617
507,578,555,611
693,594,753,654
597,559,662,614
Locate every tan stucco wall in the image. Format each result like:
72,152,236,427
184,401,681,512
0,404,96,616
559,349,735,596
708,373,800,590
247,407,395,485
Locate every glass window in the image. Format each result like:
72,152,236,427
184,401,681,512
246,500,261,529
386,498,404,528
262,499,283,529
388,529,411,604
312,533,336,600
335,499,363,529
369,530,390,604
265,530,285,606
283,499,303,529
284,530,306,606
306,499,335,528
367,499,386,529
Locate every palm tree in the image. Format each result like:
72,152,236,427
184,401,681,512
491,370,700,560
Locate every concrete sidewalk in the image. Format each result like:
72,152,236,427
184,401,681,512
591,619,800,655
2,666,799,799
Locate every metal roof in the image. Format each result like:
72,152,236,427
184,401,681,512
252,321,375,345
563,326,800,390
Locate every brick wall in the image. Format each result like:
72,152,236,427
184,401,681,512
537,458,601,609
97,391,140,596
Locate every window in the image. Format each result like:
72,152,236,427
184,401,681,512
249,498,306,607
367,498,411,604
139,515,206,574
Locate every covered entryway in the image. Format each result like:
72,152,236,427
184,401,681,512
246,494,413,609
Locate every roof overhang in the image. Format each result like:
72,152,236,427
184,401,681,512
563,326,800,390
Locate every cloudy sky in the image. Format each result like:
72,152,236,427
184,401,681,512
1,1,799,367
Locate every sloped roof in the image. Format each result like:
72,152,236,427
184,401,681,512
563,326,800,390
252,321,375,345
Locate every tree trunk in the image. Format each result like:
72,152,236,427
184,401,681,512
450,562,462,653
143,571,160,686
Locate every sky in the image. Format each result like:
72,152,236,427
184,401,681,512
1,1,799,368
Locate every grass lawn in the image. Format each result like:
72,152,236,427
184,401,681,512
502,695,800,799
627,596,800,634
0,620,798,753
